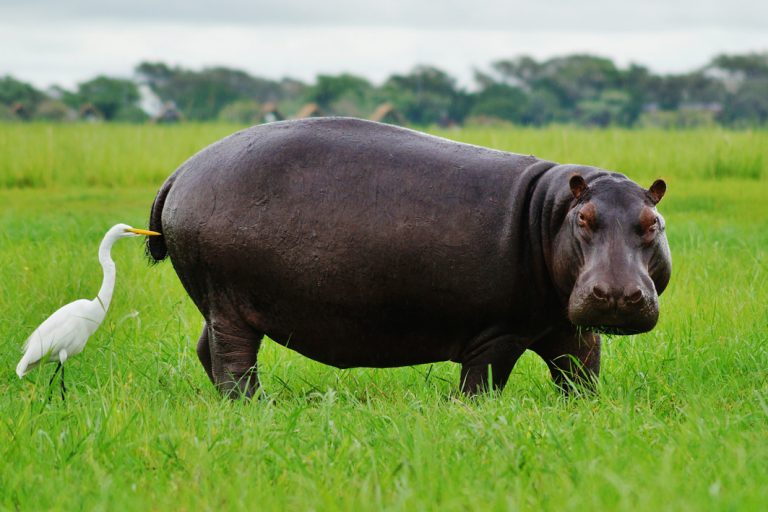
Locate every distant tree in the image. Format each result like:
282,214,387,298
135,62,175,88
489,55,621,109
489,56,542,87
576,90,635,127
49,85,83,111
618,64,655,125
2,52,764,127
278,78,307,99
0,76,43,110
137,62,292,120
541,55,622,108
476,59,561,125
704,53,768,126
645,68,726,112
469,83,528,122
681,73,727,104
710,52,768,80
384,66,469,125
482,54,641,125
519,89,563,126
77,76,141,120
308,73,373,109
718,78,768,126
649,75,682,110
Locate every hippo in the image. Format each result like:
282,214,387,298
147,118,671,398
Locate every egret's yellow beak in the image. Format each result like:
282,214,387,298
126,228,161,236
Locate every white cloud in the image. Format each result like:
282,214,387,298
4,0,768,31
0,1,766,89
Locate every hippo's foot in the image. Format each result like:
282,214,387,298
458,330,527,395
205,320,263,400
529,327,601,395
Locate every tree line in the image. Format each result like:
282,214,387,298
1,52,766,127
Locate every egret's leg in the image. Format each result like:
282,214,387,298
47,362,62,402
48,362,62,386
58,350,69,401
60,364,66,401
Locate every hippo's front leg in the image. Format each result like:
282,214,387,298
457,329,527,395
529,326,601,393
208,319,263,399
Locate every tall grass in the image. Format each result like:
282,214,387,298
0,123,239,188
0,123,766,188
0,124,766,510
435,126,768,182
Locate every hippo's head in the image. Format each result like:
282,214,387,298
553,174,671,334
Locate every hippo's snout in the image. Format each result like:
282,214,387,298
569,278,659,335
590,283,645,308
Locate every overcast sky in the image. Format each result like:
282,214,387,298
1,0,767,89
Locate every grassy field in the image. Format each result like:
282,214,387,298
0,123,766,510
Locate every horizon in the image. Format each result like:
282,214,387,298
4,45,766,93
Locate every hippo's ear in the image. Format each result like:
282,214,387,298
648,179,666,205
569,174,588,199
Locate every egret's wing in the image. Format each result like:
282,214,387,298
21,299,98,356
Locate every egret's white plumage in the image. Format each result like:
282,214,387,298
15,224,160,388
16,299,101,377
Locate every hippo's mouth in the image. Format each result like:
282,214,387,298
568,294,659,335
578,323,650,336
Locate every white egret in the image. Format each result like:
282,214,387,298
15,224,161,399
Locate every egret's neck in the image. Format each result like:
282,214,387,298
96,234,118,311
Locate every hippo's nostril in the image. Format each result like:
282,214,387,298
624,288,643,304
592,285,609,301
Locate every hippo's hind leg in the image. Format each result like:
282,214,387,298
196,323,214,384
458,329,527,395
207,318,263,399
529,327,601,394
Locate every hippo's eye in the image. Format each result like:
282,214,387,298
577,212,588,228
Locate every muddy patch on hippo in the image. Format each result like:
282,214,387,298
146,117,671,398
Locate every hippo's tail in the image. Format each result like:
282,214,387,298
146,172,176,263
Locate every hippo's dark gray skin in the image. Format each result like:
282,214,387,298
147,118,671,398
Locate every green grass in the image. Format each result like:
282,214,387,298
1,123,766,188
1,123,767,510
